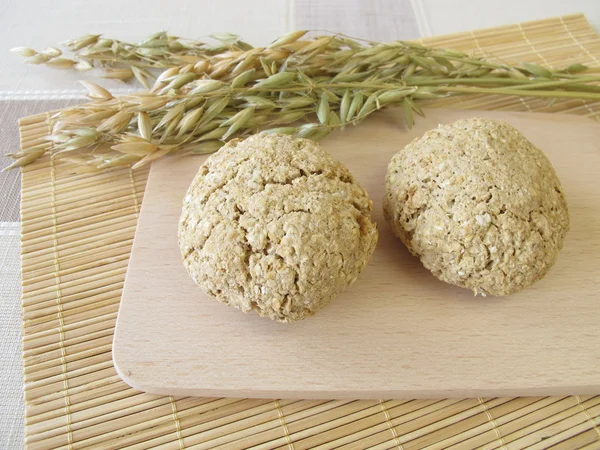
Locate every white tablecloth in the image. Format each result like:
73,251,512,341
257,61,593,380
0,223,21,449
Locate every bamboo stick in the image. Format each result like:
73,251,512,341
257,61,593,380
122,400,331,450
25,352,114,383
422,397,565,449
40,398,248,449
21,200,140,235
23,302,119,337
401,399,513,450
25,366,117,402
23,283,123,318
21,208,140,245
21,223,137,261
479,397,600,449
22,259,129,300
21,185,145,222
192,401,401,450
23,291,121,324
25,374,124,407
24,343,112,385
22,275,125,318
23,254,129,293
27,395,172,444
26,383,135,424
22,241,132,276
23,311,117,347
572,436,600,450
21,166,147,198
522,404,600,449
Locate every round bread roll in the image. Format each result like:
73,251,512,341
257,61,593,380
383,118,569,296
179,134,378,322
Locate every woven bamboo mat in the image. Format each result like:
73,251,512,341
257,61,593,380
20,14,600,450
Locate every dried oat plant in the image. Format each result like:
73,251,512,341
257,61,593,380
6,31,600,171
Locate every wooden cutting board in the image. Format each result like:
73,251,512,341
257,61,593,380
113,108,600,399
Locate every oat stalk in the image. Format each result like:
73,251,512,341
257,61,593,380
6,30,600,171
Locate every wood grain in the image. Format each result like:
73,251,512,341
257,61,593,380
113,108,600,399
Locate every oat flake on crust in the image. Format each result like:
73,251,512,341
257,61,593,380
383,118,569,296
179,133,378,322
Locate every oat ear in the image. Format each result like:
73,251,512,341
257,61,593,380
8,30,600,170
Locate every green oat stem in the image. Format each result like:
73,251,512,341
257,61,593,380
436,86,600,100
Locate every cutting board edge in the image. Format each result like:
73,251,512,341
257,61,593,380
111,353,600,400
113,108,600,399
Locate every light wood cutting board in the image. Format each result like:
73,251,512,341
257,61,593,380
113,109,600,399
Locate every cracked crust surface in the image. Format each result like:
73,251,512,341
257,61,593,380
383,118,569,296
179,133,378,322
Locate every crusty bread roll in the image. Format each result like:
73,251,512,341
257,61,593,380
384,118,569,296
179,133,378,322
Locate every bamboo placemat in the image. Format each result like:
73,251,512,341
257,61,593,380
20,14,600,450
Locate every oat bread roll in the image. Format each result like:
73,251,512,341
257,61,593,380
384,118,569,296
179,134,378,322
